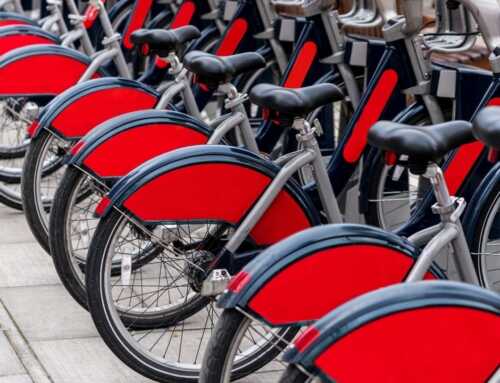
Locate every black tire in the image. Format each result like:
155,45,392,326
0,182,22,210
86,209,214,382
278,365,311,383
467,180,500,291
200,309,299,383
49,166,100,309
22,130,67,254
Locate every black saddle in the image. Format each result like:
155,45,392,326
131,26,201,56
183,51,266,87
473,106,500,150
368,120,474,173
249,83,344,117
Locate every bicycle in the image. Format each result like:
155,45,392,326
21,0,285,253
200,106,485,382
280,281,500,382
47,0,379,310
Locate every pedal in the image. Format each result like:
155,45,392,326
201,269,232,297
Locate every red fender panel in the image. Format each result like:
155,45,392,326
122,163,312,245
83,123,208,178
0,20,31,27
248,244,436,325
0,34,56,55
0,53,94,95
51,87,158,139
315,307,500,383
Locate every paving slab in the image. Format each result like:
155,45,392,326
0,375,33,383
0,332,26,377
31,338,155,383
0,209,37,245
0,285,97,341
0,243,59,288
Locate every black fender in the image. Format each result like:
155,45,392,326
29,78,159,139
0,24,59,42
218,223,445,327
69,109,213,180
0,45,108,97
96,145,321,246
463,162,500,242
284,281,500,383
0,11,38,27
358,101,427,214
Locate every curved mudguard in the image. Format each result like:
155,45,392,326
463,162,500,241
219,224,444,327
284,281,500,383
29,78,159,140
0,25,59,55
0,12,38,27
0,45,107,97
69,109,212,180
97,145,321,246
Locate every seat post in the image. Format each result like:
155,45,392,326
295,118,343,223
422,163,480,285
423,163,454,211
218,83,259,154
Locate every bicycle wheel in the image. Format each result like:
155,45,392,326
22,130,70,253
0,178,22,210
364,111,449,231
86,209,265,382
468,180,500,293
201,309,299,383
279,365,320,383
0,97,37,159
49,166,105,308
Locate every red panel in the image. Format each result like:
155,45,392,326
216,18,248,56
123,0,154,49
283,41,317,89
83,123,208,177
170,1,196,29
343,69,399,163
122,163,312,245
0,34,56,55
248,245,436,325
0,53,91,95
443,97,500,195
51,87,157,138
83,4,100,29
315,307,500,383
0,20,30,27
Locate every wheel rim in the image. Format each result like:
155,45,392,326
95,214,281,378
0,98,36,154
478,191,500,292
371,164,421,231
65,173,105,290
219,313,299,383
33,134,70,232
